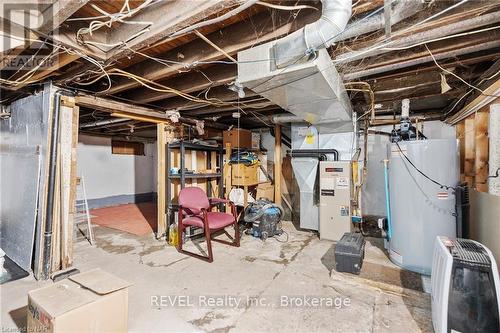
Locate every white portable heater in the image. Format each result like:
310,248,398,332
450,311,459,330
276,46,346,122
431,236,500,333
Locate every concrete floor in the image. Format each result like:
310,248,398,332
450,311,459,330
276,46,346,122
1,222,433,333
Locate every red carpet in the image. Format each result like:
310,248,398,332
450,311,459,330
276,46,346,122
90,202,157,236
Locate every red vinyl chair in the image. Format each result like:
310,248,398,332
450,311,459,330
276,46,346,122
177,187,239,262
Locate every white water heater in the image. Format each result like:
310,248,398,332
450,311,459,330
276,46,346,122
387,139,459,274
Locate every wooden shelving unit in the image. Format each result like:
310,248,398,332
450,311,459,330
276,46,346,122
166,141,224,230
223,143,270,207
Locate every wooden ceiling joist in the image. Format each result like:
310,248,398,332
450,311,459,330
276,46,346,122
121,65,237,104
89,8,320,95
106,0,235,61
75,94,173,122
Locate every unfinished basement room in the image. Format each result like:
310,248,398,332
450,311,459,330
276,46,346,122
1,0,500,332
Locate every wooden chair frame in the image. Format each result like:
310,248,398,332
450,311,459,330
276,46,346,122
177,198,239,262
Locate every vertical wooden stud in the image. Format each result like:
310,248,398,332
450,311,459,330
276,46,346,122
274,124,282,205
157,123,167,238
456,121,465,182
464,116,476,187
475,111,489,192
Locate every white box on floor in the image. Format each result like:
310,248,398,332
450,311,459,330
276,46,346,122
27,268,131,333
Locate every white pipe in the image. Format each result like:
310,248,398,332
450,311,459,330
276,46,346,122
274,0,352,68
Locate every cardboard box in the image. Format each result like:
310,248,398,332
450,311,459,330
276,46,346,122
231,163,259,186
256,182,274,201
27,269,131,333
251,132,260,150
223,129,252,149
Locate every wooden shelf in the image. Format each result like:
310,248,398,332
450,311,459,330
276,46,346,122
168,173,221,179
168,142,221,152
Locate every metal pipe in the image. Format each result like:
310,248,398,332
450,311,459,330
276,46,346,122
336,0,423,42
79,117,130,129
274,0,352,68
287,149,339,161
383,159,392,240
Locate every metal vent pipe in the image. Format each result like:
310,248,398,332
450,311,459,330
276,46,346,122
274,0,352,68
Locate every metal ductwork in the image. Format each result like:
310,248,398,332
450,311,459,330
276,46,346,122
238,0,353,133
274,0,352,68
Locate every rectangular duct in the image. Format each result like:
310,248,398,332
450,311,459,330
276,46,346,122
238,43,353,132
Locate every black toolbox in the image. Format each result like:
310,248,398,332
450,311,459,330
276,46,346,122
334,232,365,275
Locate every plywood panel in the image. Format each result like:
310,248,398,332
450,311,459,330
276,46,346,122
58,103,78,269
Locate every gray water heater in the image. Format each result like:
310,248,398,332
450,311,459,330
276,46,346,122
387,139,459,275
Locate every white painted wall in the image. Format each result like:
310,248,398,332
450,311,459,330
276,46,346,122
77,135,156,200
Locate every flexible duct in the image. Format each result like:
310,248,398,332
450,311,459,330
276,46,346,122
274,0,352,68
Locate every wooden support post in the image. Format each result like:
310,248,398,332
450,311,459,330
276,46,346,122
475,111,489,192
157,123,167,238
274,124,282,205
224,143,231,212
244,186,248,207
456,122,465,182
464,116,476,187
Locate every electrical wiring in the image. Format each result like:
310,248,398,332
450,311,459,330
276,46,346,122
74,67,273,109
479,167,500,184
336,24,500,63
381,25,500,52
334,0,486,64
169,0,260,38
0,32,112,90
395,141,455,191
7,40,46,80
339,0,472,61
345,81,375,116
0,48,63,86
425,44,499,98
76,0,157,44
444,68,500,117
256,1,318,11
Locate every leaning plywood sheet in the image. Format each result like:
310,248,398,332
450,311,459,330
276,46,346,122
56,102,79,269
0,89,51,271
